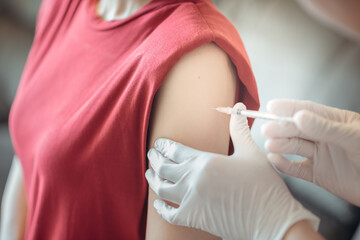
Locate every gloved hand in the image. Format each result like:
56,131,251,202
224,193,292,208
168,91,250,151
262,99,360,207
145,103,319,240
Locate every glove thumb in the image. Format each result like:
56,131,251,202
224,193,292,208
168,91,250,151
229,103,256,156
153,199,179,225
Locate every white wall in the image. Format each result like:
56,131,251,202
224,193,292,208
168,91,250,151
214,0,360,151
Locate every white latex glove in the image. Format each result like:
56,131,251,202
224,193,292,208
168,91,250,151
262,99,360,207
145,103,319,240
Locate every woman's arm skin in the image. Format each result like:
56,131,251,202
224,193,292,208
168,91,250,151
146,43,237,239
0,155,28,240
283,220,324,240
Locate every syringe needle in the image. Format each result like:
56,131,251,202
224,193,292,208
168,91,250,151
214,107,294,122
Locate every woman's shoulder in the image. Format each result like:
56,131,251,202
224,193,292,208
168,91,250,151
144,0,244,64
146,0,249,64
155,0,239,40
145,0,259,111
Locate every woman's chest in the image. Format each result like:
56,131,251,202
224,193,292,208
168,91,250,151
9,33,154,172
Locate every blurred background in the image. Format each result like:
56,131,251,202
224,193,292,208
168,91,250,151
0,0,359,239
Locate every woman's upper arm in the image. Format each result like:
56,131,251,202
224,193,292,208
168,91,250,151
146,43,237,239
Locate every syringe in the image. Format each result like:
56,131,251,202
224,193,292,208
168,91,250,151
215,107,294,123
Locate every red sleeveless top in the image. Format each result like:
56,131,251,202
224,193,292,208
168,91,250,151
9,0,259,239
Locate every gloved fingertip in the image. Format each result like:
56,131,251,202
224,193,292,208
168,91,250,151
266,99,276,112
231,102,248,121
293,109,311,128
264,139,271,151
233,102,247,111
145,169,150,178
267,98,286,112
155,138,176,156
229,103,249,130
153,199,165,211
267,152,274,161
261,122,271,137
267,98,295,115
267,153,281,164
293,110,321,137
154,138,166,151
147,148,155,160
266,153,279,169
144,168,154,181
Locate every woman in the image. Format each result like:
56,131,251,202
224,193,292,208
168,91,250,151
1,0,259,239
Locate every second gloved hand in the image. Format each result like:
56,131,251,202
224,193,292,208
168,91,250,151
262,99,360,206
145,103,319,240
